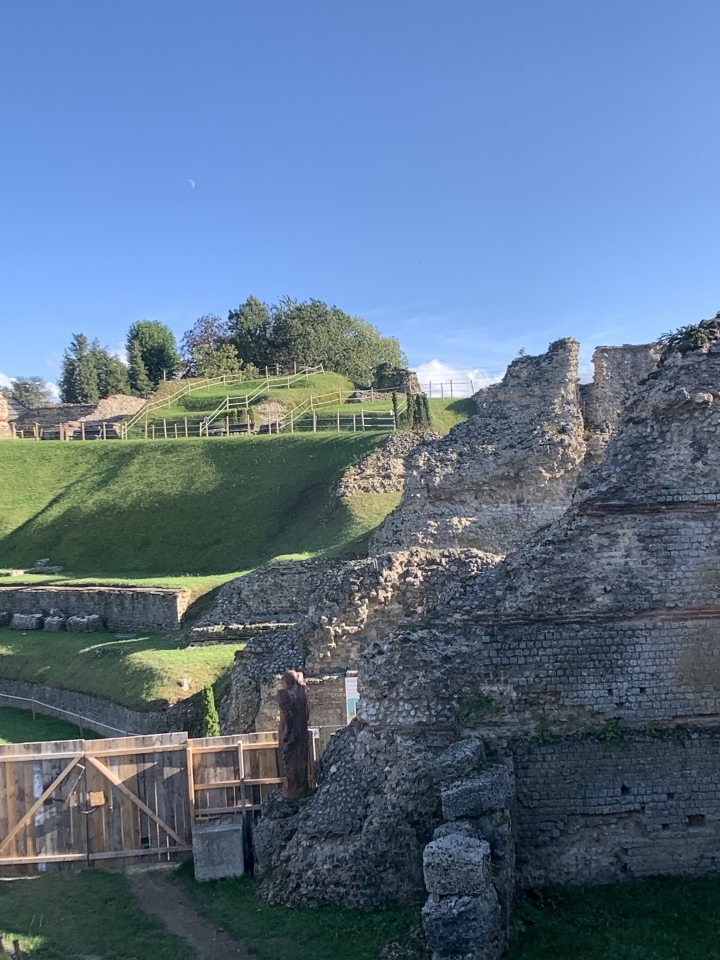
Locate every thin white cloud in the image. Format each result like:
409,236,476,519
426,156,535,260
413,359,504,397
0,371,11,391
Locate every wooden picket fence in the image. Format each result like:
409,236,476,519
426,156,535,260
0,730,305,876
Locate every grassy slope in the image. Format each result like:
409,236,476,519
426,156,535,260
175,867,419,960
0,433,388,575
0,705,99,743
0,871,194,960
0,628,236,710
508,879,720,959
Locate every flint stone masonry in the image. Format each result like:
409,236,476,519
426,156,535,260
0,585,190,631
66,614,102,633
336,432,441,496
513,730,720,887
370,339,586,556
423,836,492,896
434,739,487,787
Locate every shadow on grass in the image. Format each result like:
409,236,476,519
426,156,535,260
0,435,387,575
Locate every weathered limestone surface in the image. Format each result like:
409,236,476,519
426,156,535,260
370,339,586,555
337,432,441,496
258,340,720,920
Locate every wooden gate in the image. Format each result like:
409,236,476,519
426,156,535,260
0,733,192,875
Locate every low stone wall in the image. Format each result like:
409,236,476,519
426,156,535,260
0,585,191,631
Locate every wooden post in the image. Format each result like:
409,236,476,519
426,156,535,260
184,417,188,437
361,409,365,431
450,380,454,398
10,422,15,439
265,366,269,387
337,409,340,432
313,411,317,433
152,424,156,440
81,421,86,441
34,421,39,440
174,423,178,439
371,387,375,401
353,413,357,432
290,413,294,434
470,378,475,394
294,361,297,375
163,419,167,439
31,698,36,720
429,381,432,398
287,376,290,388
441,382,444,400
276,363,279,376
226,415,230,435
103,420,107,440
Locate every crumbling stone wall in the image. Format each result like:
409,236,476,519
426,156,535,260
217,549,498,735
513,730,720,887
336,432,441,496
370,339,586,556
256,340,720,930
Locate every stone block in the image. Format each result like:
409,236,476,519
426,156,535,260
43,616,66,632
423,836,492,896
433,821,478,842
0,611,10,627
441,767,515,821
435,739,486,786
10,613,43,630
66,614,102,633
192,821,245,881
422,890,502,959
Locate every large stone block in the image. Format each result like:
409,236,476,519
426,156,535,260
423,836,492,896
434,739,486,787
422,890,502,959
43,616,66,632
66,614,102,633
433,821,478,842
192,821,245,881
441,767,515,821
10,613,43,630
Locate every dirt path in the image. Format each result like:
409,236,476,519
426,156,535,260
130,871,258,960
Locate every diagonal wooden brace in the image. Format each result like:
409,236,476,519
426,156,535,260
85,755,189,848
0,757,81,857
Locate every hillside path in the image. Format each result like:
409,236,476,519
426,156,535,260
130,871,258,960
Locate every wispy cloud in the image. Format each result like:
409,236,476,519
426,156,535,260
0,371,11,391
414,359,503,395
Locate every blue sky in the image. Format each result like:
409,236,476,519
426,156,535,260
2,0,720,392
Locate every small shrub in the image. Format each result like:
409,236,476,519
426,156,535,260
200,683,220,737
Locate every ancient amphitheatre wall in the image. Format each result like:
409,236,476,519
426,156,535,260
253,340,720,936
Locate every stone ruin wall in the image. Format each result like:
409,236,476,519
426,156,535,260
0,584,190,631
247,339,720,960
369,338,587,557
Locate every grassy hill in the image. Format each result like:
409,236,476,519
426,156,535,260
0,434,393,576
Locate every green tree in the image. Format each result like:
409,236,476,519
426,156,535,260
60,333,100,403
227,296,273,369
180,315,244,379
127,340,152,396
90,341,130,397
227,296,406,385
194,342,243,379
4,376,53,408
126,320,180,387
200,684,220,737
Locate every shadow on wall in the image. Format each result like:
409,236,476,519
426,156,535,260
0,435,386,575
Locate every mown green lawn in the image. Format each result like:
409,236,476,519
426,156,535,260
0,871,194,960
0,433,389,574
175,866,419,960
507,878,720,959
0,628,236,710
0,705,99,743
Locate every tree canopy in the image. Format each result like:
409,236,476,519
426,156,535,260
227,297,406,386
59,335,130,403
0,376,53,408
126,320,180,387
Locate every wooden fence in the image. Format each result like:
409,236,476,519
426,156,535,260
0,730,302,876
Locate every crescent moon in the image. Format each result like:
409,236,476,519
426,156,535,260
188,179,196,189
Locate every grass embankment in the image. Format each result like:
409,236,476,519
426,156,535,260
0,628,235,710
0,871,194,960
0,433,391,575
0,706,98,743
507,878,720,959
